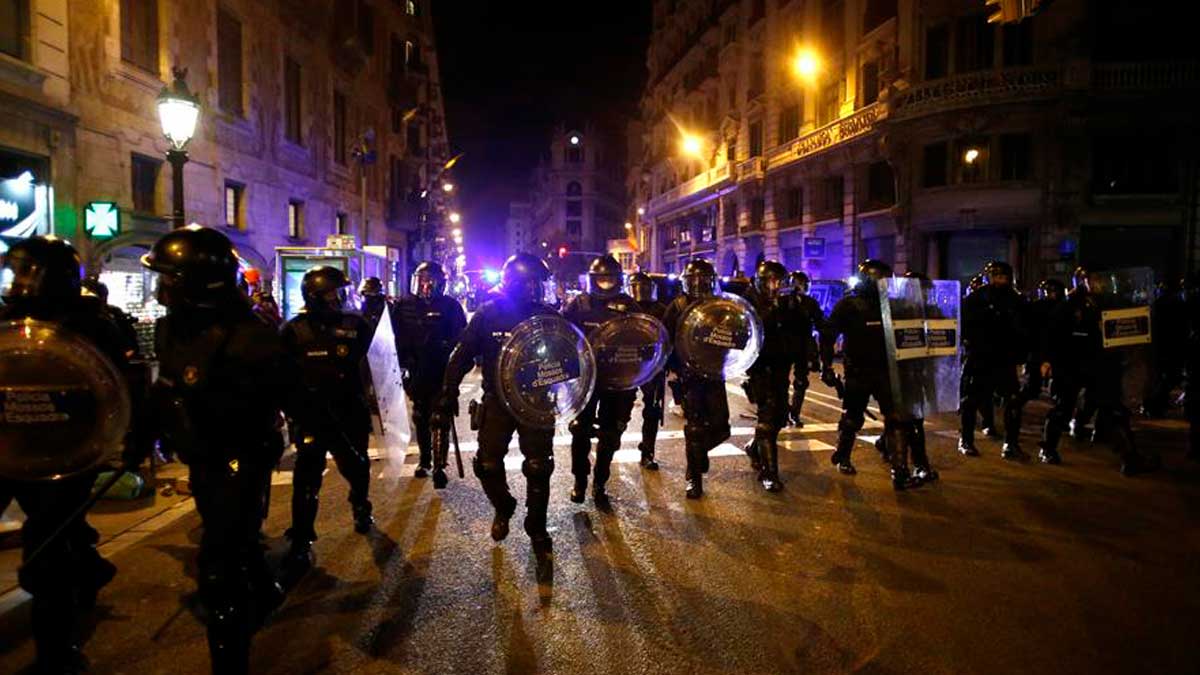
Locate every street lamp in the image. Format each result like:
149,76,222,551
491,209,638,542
442,181,455,193
637,206,645,216
624,222,633,231
449,211,461,224
792,47,821,84
681,133,704,159
157,67,200,229
963,147,981,165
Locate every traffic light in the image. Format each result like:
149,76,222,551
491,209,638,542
558,245,569,258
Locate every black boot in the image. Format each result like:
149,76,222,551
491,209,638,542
685,471,704,499
1119,452,1160,476
1001,443,1029,461
639,448,659,471
491,495,517,542
1040,418,1064,464
414,465,429,478
957,436,979,456
281,540,314,589
432,467,448,489
352,501,374,534
742,438,762,471
874,434,891,462
758,437,782,492
891,466,921,491
569,476,587,504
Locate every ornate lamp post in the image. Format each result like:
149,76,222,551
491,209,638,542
157,67,200,229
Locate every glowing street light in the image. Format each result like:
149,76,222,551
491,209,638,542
637,206,646,216
681,133,704,159
157,67,200,229
451,227,462,237
569,134,581,146
792,47,821,84
963,147,981,165
449,211,461,224
442,181,455,193
624,222,634,230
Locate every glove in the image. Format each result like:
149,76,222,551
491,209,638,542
430,389,459,430
821,367,838,388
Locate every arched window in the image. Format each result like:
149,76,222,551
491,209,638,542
566,181,582,196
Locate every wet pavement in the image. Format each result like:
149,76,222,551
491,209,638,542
2,374,1198,674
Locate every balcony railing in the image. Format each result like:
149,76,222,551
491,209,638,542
736,156,765,182
1092,61,1200,90
766,102,888,169
890,66,1059,120
647,162,732,215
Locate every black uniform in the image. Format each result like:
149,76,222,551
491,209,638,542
1186,277,1200,460
1021,293,1061,402
280,309,374,547
789,292,824,425
634,298,669,463
662,294,732,497
959,284,1027,455
744,287,804,490
440,296,560,550
1039,290,1155,473
0,299,132,672
394,294,467,474
563,292,639,504
1144,284,1186,417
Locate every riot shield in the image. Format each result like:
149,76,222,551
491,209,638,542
0,320,131,481
589,313,670,391
878,277,961,421
1093,267,1154,407
674,292,763,380
366,303,411,462
808,280,848,318
497,315,596,429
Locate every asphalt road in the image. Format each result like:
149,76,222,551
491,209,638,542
2,373,1198,674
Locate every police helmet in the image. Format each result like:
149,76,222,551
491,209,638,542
141,226,240,309
500,253,551,304
411,262,447,300
853,259,892,295
1,236,83,305
789,270,810,295
681,258,717,299
587,255,624,299
627,271,656,303
1036,279,1065,301
359,276,384,297
982,260,1014,287
302,266,350,313
754,259,789,297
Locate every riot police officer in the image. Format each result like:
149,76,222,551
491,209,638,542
662,259,731,499
434,253,559,565
1,236,130,673
1144,278,1186,418
564,255,639,509
958,261,1028,460
393,262,466,485
629,271,668,470
359,276,388,328
787,270,824,427
820,259,918,489
280,266,375,572
142,225,288,673
1185,271,1200,461
1039,270,1158,474
742,260,801,492
1022,279,1065,403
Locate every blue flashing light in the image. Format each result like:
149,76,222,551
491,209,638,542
481,269,500,284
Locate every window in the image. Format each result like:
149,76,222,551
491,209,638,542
356,0,374,55
407,121,422,156
723,198,738,232
925,24,949,79
1092,138,1178,195
336,212,348,234
405,40,421,68
778,103,801,142
726,141,737,163
130,154,160,214
861,61,879,105
863,0,897,34
224,182,244,229
823,0,845,53
817,176,843,219
389,154,406,201
678,223,692,243
391,106,403,134
819,81,841,126
749,198,765,227
922,143,948,187
120,0,158,73
954,14,994,73
406,0,417,16
566,181,582,196
748,121,763,157
566,201,583,217
866,161,896,208
748,52,765,98
566,219,581,235
781,186,803,220
333,91,347,164
287,201,304,239
955,139,987,183
1002,20,1033,67
217,9,243,116
2,0,28,60
1000,134,1032,181
566,146,583,163
749,0,765,23
284,58,302,144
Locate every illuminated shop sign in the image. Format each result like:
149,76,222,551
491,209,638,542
0,170,51,244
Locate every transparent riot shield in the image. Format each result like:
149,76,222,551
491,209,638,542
1093,267,1154,408
878,277,961,421
0,320,131,481
589,313,670,392
809,280,848,318
366,303,410,462
497,315,596,429
674,292,764,380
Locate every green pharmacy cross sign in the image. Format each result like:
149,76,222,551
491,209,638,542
84,202,120,239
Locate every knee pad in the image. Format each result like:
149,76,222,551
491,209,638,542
838,411,865,434
755,421,779,439
472,455,504,479
522,455,554,481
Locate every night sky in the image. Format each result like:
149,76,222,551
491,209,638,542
434,2,652,270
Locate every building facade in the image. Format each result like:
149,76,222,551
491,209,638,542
629,0,1200,287
504,199,534,255
1,0,451,318
527,122,628,281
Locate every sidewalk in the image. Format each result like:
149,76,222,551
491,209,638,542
0,461,196,616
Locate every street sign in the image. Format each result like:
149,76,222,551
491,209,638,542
326,234,357,249
84,202,121,239
804,237,825,258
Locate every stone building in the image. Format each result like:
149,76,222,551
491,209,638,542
504,199,534,256
1,0,451,315
629,0,1199,286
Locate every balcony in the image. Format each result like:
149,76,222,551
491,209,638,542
647,163,732,215
1091,60,1200,91
766,102,888,170
889,66,1059,121
736,157,765,182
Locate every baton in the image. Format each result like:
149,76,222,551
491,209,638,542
830,372,879,422
450,420,465,479
20,467,129,573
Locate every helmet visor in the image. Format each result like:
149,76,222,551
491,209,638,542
412,272,443,299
